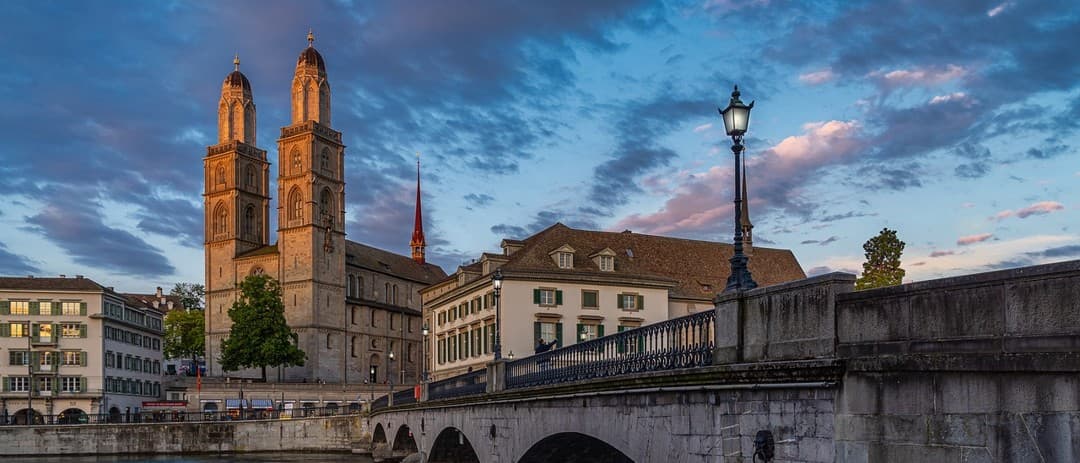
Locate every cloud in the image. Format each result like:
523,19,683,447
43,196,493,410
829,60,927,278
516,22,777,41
957,233,993,245
463,193,495,208
818,211,877,223
987,2,1012,17
1027,244,1080,259
929,92,969,105
929,250,955,257
0,241,40,275
798,69,835,85
992,201,1066,221
869,64,966,90
692,123,712,133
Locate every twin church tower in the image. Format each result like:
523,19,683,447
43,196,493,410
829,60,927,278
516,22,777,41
203,33,432,382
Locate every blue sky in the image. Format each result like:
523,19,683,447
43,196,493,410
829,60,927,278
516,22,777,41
0,0,1078,292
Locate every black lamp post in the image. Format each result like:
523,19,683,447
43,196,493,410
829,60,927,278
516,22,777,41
492,269,503,360
421,323,429,382
720,85,758,293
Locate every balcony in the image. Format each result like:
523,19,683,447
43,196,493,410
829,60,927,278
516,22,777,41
30,336,57,347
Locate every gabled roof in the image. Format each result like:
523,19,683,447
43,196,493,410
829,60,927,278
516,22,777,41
490,223,805,300
0,276,106,292
345,240,447,284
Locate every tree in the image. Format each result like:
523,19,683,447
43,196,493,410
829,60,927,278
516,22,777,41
219,274,305,381
170,283,206,311
855,228,906,290
163,308,205,367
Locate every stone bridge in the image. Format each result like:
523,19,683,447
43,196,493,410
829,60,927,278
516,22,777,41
369,260,1080,462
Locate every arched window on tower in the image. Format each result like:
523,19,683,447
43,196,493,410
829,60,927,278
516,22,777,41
358,277,364,298
393,284,399,305
215,166,226,186
291,149,302,175
214,204,228,237
385,283,391,304
245,165,256,188
243,205,255,239
320,148,330,172
348,275,355,298
320,188,334,226
288,189,303,221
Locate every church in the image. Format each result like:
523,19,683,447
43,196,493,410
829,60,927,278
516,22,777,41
203,32,446,383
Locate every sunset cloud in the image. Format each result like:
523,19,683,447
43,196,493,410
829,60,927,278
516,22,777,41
870,64,966,89
991,201,1065,221
798,69,835,85
957,233,993,245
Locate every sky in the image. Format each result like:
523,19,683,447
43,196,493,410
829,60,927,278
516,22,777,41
0,0,1078,293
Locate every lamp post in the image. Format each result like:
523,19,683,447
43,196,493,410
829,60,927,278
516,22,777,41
421,323,429,383
720,85,758,293
368,366,375,405
492,269,503,360
388,351,395,399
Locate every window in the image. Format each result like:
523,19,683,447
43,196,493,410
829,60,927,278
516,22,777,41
534,288,561,306
292,150,302,174
10,301,28,315
599,255,614,272
351,307,358,325
38,376,53,393
537,321,560,345
215,204,228,235
390,313,396,330
320,148,330,171
40,351,55,368
9,350,29,366
62,302,80,315
618,293,642,311
577,323,602,342
62,351,81,366
289,189,303,220
38,323,53,342
582,290,599,309
351,336,357,357
60,376,80,393
392,285,398,305
9,377,29,392
320,188,333,225
557,252,573,269
370,309,377,328
61,323,82,338
9,322,29,337
326,333,332,349
38,301,52,314
244,205,256,238
215,166,226,185
385,283,391,303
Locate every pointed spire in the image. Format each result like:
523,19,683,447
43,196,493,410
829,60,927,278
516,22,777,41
410,152,427,264
233,53,240,71
307,29,314,47
740,154,754,255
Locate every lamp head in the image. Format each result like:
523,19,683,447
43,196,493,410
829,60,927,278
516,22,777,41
492,268,503,291
719,85,753,137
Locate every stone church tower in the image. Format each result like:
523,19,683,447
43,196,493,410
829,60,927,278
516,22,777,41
275,31,347,381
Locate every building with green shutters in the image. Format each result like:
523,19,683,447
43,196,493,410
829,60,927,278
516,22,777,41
0,276,164,424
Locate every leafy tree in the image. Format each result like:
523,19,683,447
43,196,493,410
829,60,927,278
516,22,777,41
170,283,206,311
219,275,305,381
163,308,205,366
855,228,906,290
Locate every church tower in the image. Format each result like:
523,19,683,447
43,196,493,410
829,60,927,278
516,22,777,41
204,57,271,375
739,156,753,255
410,156,427,264
276,31,347,382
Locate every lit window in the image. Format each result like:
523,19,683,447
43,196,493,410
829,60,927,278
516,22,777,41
61,323,81,338
62,351,81,366
557,252,573,269
62,301,81,315
10,301,28,315
38,323,53,342
599,255,614,272
538,322,558,344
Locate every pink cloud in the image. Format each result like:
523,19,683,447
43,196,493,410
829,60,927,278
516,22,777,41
798,69,835,85
957,233,993,245
870,64,966,89
615,120,863,235
990,201,1065,221
929,92,971,105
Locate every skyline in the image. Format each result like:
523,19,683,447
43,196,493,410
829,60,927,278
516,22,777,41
0,0,1078,292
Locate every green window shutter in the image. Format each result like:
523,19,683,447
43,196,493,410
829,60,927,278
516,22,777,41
80,352,88,366
80,302,87,316
2,377,8,392
30,351,40,367
51,303,61,315
0,301,9,315
638,334,645,353
617,294,624,309
32,324,40,338
555,323,564,348
598,324,605,338
80,325,87,338
533,322,541,344
555,290,563,305
483,325,489,354
0,323,9,337
29,302,39,315
80,377,87,393
576,323,584,342
616,326,626,354
637,295,645,310
533,289,541,304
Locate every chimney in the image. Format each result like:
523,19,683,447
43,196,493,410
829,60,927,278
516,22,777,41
167,301,174,310
106,286,114,292
75,275,84,279
156,286,163,298
59,274,66,278
27,275,34,278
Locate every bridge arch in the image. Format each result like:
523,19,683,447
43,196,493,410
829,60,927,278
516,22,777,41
518,432,633,463
371,422,387,449
428,426,480,463
392,423,418,454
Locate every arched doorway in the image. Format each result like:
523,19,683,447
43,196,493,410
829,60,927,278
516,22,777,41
392,424,418,454
12,409,42,425
57,408,88,425
429,427,479,463
108,406,122,423
519,432,633,463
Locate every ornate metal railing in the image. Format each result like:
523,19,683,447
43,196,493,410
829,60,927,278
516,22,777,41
392,388,417,406
427,368,487,401
505,309,715,389
371,395,389,411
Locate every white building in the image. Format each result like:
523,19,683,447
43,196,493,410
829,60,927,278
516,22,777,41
0,276,164,424
421,223,805,379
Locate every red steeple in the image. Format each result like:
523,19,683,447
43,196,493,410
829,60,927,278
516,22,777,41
410,154,426,264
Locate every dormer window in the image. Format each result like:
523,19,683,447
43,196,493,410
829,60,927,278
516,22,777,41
599,255,614,272
558,252,573,269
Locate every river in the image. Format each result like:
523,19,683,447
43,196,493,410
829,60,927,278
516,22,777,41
1,454,373,463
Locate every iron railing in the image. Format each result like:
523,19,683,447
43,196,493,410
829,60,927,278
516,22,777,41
371,395,389,410
427,368,487,401
505,309,715,389
392,388,417,406
0,405,362,426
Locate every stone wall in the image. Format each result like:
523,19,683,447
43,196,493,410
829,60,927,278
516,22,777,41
0,415,367,456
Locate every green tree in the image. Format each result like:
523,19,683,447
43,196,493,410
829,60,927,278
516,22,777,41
169,283,206,311
219,275,305,380
855,228,906,290
163,308,205,367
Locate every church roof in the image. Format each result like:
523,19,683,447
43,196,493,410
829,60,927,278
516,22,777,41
345,240,447,284
297,47,326,73
223,70,251,91
439,223,805,301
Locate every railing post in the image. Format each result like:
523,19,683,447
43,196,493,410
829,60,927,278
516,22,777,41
487,360,506,393
714,290,744,364
419,382,429,402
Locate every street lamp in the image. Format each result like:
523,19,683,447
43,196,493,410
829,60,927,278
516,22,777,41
421,323,429,383
388,351,395,399
720,85,758,293
492,269,503,360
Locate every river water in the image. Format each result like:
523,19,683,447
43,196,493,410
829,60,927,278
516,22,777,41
2,454,373,463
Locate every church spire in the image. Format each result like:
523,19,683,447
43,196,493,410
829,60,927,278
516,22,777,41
739,154,753,255
410,153,427,264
